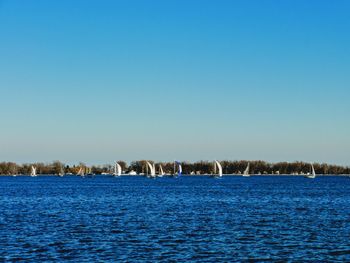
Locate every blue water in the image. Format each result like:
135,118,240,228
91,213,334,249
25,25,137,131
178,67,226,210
1,176,350,262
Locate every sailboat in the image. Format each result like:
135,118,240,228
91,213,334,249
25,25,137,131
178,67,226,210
305,164,316,179
114,162,122,177
243,163,250,177
173,161,182,177
158,164,165,177
213,160,223,178
58,166,65,177
77,167,85,177
146,161,156,178
30,166,37,177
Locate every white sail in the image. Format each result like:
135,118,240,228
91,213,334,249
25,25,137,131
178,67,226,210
146,161,156,177
243,163,250,177
152,163,156,176
146,161,152,175
173,161,183,177
158,164,165,177
77,167,85,177
306,163,316,179
30,166,37,177
214,160,223,177
178,164,182,174
114,162,122,176
59,167,64,177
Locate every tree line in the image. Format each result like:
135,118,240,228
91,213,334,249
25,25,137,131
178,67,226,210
0,160,349,175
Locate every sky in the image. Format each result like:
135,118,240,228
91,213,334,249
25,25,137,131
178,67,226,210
0,0,349,165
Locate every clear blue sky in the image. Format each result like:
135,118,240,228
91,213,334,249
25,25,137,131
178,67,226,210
0,0,349,165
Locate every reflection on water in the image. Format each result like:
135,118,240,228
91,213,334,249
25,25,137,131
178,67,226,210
1,176,350,261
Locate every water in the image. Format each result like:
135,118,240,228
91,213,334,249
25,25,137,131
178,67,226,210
1,176,350,262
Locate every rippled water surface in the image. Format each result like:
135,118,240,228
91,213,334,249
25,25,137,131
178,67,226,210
1,176,350,262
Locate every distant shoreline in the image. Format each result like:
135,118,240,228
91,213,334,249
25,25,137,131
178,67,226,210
1,160,349,176
1,174,349,177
